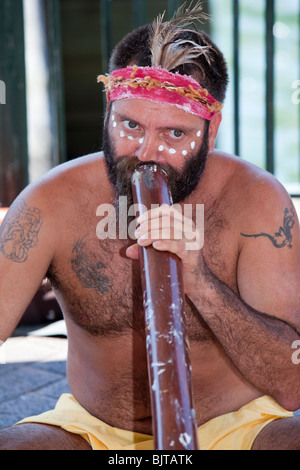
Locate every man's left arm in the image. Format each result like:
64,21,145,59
188,195,300,412
193,251,300,412
131,188,300,411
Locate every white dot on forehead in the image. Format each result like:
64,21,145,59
182,150,188,156
158,145,164,152
197,130,201,138
169,148,176,154
191,141,196,150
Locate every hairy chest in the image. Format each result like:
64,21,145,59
47,206,238,340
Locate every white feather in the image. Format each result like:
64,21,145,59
149,1,212,70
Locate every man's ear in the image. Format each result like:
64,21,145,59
208,112,222,154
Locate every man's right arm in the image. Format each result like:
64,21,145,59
0,187,57,342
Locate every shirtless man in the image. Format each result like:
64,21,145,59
1,6,300,450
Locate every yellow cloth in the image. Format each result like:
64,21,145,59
17,393,293,450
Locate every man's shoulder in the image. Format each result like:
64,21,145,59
203,150,294,225
29,152,109,197
210,150,289,200
14,152,112,221
42,151,106,184
214,152,297,238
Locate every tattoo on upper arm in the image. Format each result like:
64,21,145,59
0,199,43,263
240,207,295,249
71,238,112,293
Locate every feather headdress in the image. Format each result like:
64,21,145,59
97,2,223,120
149,1,212,71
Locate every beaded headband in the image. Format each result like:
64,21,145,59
98,65,223,121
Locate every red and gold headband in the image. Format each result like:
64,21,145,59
98,65,223,121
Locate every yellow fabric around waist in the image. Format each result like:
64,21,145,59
17,393,293,450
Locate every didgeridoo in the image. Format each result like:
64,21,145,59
131,163,199,450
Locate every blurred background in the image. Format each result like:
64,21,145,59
0,0,299,207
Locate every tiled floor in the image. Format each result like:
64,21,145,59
0,334,69,429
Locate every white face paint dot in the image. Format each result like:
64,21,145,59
127,136,134,140
191,141,196,150
113,121,117,128
112,115,115,121
169,148,176,154
158,145,164,152
120,131,125,138
197,130,201,138
139,138,144,144
182,150,188,156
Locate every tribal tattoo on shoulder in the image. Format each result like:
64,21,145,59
0,199,43,263
241,207,296,249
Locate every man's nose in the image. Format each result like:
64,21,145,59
135,134,160,162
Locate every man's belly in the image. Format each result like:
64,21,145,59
65,320,261,434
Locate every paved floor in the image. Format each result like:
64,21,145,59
0,325,69,429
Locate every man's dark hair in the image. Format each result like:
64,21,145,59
109,24,229,104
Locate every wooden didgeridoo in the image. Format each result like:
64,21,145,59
131,163,199,450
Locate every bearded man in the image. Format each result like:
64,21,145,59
1,4,300,450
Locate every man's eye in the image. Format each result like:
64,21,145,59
124,120,138,130
170,129,184,139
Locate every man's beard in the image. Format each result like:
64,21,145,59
102,118,210,210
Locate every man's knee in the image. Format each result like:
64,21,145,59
252,416,300,450
0,425,27,450
0,423,91,450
